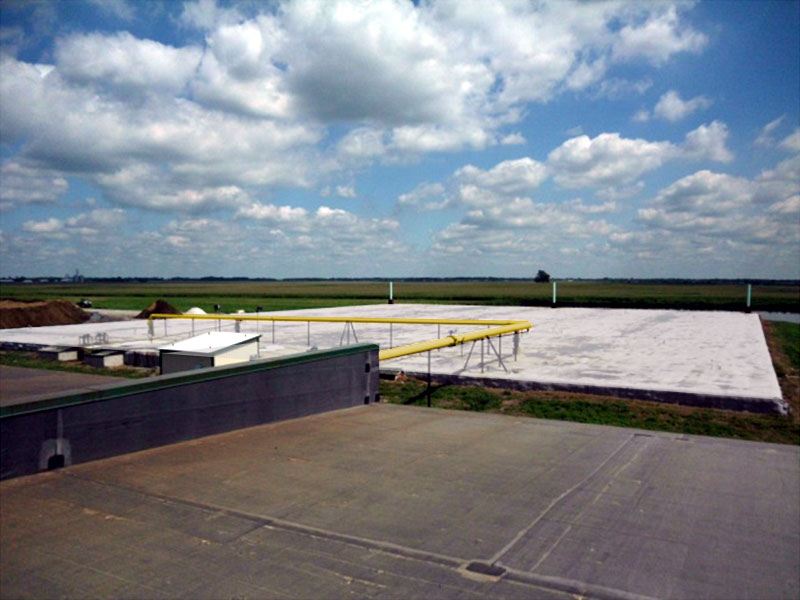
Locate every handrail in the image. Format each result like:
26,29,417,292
146,313,532,361
148,314,519,326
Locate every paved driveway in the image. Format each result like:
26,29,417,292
2,404,797,599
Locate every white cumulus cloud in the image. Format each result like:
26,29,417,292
548,132,675,189
0,162,68,208
547,121,734,190
612,5,707,65
237,203,309,223
23,217,63,234
780,128,800,153
682,120,733,162
55,32,202,95
653,90,712,122
455,158,549,195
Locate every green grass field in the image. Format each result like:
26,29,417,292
2,280,798,312
773,321,800,370
379,379,799,445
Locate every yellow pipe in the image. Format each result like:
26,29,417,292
378,321,531,360
146,313,531,361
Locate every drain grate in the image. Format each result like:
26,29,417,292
465,561,506,577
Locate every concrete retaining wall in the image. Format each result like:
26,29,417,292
1,344,379,480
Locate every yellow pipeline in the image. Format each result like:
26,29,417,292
147,313,532,361
378,321,531,360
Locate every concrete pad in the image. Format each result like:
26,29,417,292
1,404,797,599
0,304,784,412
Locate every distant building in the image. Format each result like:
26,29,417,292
62,269,85,283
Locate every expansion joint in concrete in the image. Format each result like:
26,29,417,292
488,433,644,565
499,565,661,600
61,470,650,600
64,472,462,569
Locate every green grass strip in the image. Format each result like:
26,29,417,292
772,321,800,370
0,351,152,379
379,379,800,445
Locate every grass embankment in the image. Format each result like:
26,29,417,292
380,320,800,445
763,320,800,421
0,351,155,379
2,280,798,312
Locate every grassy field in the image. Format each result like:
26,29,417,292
772,321,800,370
2,280,798,312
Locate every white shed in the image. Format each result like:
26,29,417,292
159,331,261,375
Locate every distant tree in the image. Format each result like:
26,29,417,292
534,269,550,283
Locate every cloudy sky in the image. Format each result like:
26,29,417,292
1,0,798,279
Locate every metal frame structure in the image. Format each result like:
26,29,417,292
146,313,532,362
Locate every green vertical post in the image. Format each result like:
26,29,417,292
746,284,752,313
551,280,557,308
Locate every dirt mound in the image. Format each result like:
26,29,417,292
0,299,90,329
135,299,183,319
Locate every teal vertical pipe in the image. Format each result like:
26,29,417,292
746,283,752,312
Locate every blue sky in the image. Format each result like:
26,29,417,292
1,0,798,279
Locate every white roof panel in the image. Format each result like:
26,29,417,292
159,331,260,355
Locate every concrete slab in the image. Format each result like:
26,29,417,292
0,304,784,412
1,404,797,599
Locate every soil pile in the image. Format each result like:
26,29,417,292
0,299,90,329
135,299,182,319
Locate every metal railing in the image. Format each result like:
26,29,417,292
146,313,532,361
